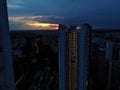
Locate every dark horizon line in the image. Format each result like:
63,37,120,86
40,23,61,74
10,29,120,32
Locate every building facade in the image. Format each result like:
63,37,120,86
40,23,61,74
0,0,15,90
58,24,91,90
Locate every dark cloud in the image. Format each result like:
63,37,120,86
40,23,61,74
7,0,120,29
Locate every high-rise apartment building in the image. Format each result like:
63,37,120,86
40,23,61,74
0,0,15,90
58,24,91,90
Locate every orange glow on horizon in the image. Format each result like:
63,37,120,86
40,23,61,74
26,22,59,30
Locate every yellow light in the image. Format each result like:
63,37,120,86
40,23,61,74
27,22,57,27
29,23,49,27
26,21,59,30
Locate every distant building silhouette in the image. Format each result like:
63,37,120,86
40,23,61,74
58,24,91,90
0,0,15,90
90,31,120,90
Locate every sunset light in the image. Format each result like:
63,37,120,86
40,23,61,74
26,22,59,30
9,16,60,30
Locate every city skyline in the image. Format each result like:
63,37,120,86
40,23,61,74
7,0,120,30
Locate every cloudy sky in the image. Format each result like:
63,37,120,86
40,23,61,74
7,0,120,30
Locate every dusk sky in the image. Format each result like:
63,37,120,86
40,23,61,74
7,0,120,30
